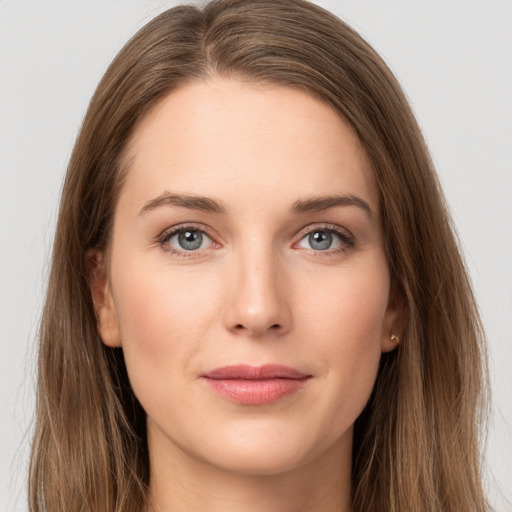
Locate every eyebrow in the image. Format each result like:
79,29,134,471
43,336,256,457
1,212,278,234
138,192,372,218
291,194,373,217
138,192,228,216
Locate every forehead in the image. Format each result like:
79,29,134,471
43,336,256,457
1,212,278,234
118,77,378,216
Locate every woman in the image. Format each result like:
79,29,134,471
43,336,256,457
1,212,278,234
29,0,491,511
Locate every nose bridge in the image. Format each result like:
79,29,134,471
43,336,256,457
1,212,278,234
224,235,290,336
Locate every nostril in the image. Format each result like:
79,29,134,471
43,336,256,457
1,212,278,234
233,323,281,332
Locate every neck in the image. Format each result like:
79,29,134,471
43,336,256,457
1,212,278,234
145,425,353,512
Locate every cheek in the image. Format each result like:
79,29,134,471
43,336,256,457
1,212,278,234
109,254,220,402
297,260,389,414
300,258,390,348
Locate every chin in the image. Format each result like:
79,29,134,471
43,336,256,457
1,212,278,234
206,445,311,477
191,420,345,477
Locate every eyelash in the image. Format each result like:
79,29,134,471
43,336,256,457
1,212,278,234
294,223,355,256
157,223,218,260
156,223,355,259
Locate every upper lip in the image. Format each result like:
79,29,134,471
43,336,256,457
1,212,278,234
202,364,310,380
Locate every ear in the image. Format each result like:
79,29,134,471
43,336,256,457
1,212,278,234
381,284,408,353
86,248,122,347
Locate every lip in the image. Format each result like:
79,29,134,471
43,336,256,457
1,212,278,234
201,364,312,405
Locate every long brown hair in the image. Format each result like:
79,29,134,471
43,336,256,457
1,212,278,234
29,1,490,510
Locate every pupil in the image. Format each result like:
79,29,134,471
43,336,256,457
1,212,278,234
309,231,332,250
178,230,202,250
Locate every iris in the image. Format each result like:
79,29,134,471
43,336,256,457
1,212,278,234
309,230,332,250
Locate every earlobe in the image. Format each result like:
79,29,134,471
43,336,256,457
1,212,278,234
86,248,122,347
381,286,408,353
382,332,400,353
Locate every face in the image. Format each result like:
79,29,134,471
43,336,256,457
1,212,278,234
91,77,400,477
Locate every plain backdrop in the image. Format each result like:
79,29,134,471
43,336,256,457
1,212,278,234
0,1,511,511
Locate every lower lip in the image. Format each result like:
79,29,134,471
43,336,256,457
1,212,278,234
202,377,309,405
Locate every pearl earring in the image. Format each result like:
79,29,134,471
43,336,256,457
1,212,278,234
391,334,399,344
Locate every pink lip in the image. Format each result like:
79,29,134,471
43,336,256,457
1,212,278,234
201,364,311,405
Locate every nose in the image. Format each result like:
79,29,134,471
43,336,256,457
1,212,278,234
222,246,292,338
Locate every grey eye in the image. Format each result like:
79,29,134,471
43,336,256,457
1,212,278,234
308,231,333,250
297,229,344,251
166,229,211,251
178,230,203,250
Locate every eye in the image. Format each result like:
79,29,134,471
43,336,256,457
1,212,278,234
162,227,214,252
298,230,342,251
302,230,337,251
296,226,353,252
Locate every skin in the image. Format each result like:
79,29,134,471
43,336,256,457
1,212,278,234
90,77,402,512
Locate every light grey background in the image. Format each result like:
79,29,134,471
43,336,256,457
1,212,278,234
1,1,511,511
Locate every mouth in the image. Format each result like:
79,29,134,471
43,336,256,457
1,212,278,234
201,364,312,405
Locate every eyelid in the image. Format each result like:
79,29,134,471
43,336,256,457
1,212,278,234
156,223,221,258
155,221,355,258
292,223,355,252
294,222,353,240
